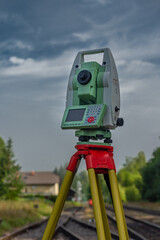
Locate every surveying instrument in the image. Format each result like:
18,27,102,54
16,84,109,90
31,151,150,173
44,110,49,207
42,48,129,240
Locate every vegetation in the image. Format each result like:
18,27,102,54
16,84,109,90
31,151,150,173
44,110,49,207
0,137,24,199
0,198,53,236
141,147,160,201
117,151,146,202
117,147,160,202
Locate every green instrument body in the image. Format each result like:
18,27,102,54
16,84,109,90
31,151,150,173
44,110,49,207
61,48,122,140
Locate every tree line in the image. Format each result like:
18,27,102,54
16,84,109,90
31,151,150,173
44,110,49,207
0,135,160,202
117,147,160,202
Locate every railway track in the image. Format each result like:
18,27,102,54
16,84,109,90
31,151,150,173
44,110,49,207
123,205,160,225
1,205,160,239
3,206,119,240
106,206,160,240
123,205,160,217
54,216,119,240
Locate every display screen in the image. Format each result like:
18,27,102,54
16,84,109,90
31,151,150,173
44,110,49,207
66,108,85,122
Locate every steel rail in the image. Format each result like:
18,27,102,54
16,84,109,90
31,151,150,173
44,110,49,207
54,225,85,240
66,216,120,240
106,205,160,229
0,218,48,240
106,213,147,240
123,205,160,216
125,214,160,230
106,206,160,240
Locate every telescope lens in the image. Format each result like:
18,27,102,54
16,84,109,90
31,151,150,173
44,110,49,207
77,70,92,85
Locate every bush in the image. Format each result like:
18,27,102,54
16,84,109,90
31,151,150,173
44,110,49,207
118,184,126,202
48,195,57,202
125,185,141,201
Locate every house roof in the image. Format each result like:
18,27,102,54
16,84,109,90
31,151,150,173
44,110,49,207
20,171,60,185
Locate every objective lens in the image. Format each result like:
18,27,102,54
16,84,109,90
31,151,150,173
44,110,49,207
77,70,92,85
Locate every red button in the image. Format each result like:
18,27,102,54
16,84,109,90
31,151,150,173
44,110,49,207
88,116,94,123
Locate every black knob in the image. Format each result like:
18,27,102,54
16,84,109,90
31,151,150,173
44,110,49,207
104,138,112,143
96,134,104,140
77,70,92,85
79,136,89,142
116,118,124,127
115,106,120,112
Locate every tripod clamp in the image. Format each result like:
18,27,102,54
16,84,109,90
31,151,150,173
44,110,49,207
67,144,116,174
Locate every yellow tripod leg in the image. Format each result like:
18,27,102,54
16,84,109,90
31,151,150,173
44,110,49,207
96,174,112,240
42,170,75,240
108,169,129,240
88,168,106,240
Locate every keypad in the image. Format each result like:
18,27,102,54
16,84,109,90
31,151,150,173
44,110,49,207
83,104,103,125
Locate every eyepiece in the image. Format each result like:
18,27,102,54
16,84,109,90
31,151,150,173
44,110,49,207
77,70,92,85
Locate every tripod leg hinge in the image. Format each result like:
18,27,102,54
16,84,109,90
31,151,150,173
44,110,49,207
66,153,80,173
66,150,88,173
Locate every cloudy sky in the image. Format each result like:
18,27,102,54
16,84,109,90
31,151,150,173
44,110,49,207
0,0,160,172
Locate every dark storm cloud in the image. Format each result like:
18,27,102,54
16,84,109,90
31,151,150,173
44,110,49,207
0,0,93,58
0,0,160,61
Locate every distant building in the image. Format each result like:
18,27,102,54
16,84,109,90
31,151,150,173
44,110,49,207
20,171,60,196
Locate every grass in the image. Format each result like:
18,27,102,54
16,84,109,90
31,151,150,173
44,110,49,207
64,201,82,209
0,198,53,236
0,198,83,236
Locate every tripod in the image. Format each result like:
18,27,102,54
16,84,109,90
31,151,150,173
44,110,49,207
42,143,129,240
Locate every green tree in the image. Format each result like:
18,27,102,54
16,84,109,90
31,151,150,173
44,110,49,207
78,171,90,200
125,185,141,201
0,137,24,199
123,151,146,171
53,163,68,185
141,147,160,201
118,184,126,202
0,137,5,158
0,137,6,195
117,151,146,202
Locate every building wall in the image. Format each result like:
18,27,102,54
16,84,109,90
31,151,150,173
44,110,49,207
21,184,59,196
54,183,59,195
